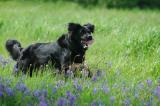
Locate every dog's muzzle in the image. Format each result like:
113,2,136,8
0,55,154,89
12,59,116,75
81,36,94,49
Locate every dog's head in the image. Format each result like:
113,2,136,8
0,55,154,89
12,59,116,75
68,23,95,49
6,40,22,60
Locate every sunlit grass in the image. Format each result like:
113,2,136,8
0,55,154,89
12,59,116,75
0,1,160,105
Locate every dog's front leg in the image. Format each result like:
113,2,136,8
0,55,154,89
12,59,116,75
21,59,30,75
81,62,93,78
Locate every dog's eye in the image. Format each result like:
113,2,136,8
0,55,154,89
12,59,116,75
80,29,86,34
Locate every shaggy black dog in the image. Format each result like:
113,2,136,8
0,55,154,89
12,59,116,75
6,23,95,77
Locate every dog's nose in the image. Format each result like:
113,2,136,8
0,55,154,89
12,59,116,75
87,36,92,41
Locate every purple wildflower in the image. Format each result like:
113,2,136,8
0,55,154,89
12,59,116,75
91,101,97,106
16,83,27,92
146,101,151,106
134,92,139,99
13,64,19,74
38,96,48,106
149,96,153,102
138,82,144,89
103,86,110,94
77,85,82,91
66,91,71,97
5,87,13,96
154,86,160,100
52,87,57,94
69,95,76,106
110,96,115,104
0,83,4,91
0,56,8,68
0,91,3,97
65,70,73,77
39,101,48,106
96,70,102,77
73,79,78,87
24,88,30,95
146,79,152,86
125,99,130,106
98,99,105,106
73,79,82,91
33,90,41,97
39,96,45,101
56,80,65,88
122,86,128,95
92,76,97,82
6,79,11,86
41,89,47,97
93,87,97,94
57,97,67,106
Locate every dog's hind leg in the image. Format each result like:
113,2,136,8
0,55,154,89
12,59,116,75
52,60,62,74
29,65,34,77
55,63,62,74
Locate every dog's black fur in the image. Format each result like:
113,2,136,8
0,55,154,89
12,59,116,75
6,23,95,77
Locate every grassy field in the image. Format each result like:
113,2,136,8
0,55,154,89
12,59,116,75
0,1,160,106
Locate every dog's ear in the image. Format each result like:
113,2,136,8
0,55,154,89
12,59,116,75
84,23,95,33
57,35,68,48
20,47,30,60
68,23,82,32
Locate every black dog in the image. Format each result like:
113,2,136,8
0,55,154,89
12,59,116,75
6,23,95,77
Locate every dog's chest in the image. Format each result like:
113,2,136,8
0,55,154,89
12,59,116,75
71,53,85,63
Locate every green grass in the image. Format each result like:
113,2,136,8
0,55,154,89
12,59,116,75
0,1,160,105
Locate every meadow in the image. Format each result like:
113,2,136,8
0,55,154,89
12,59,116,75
0,1,160,106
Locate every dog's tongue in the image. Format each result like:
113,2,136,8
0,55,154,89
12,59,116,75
82,39,94,48
86,40,94,45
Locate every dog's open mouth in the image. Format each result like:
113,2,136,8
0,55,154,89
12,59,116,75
81,39,94,48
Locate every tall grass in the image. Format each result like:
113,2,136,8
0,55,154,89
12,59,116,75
0,1,160,105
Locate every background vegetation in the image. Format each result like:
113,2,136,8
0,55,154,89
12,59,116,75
1,0,160,9
0,0,160,106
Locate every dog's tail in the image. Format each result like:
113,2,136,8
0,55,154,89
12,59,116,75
5,39,23,61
